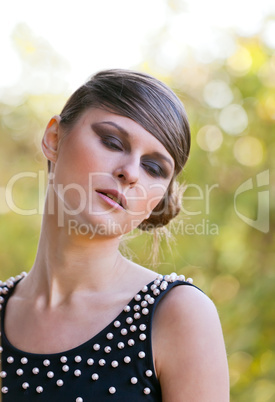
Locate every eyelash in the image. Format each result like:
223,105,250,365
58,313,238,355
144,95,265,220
142,161,165,178
101,136,123,151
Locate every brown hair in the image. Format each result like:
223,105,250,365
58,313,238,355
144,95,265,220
52,69,191,230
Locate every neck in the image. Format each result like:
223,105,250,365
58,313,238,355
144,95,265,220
25,196,127,304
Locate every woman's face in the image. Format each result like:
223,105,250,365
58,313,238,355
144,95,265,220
48,108,175,237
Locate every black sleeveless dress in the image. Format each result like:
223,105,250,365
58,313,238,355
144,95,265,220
0,272,198,401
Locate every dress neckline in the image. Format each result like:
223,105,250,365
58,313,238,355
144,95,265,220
1,275,159,358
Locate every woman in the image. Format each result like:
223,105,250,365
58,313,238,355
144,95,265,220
0,69,229,401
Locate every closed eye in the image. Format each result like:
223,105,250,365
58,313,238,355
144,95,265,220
101,136,123,151
142,160,167,178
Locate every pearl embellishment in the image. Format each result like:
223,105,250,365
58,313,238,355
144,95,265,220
109,386,116,394
0,271,194,399
131,377,138,384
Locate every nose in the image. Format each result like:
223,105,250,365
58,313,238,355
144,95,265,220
113,155,140,187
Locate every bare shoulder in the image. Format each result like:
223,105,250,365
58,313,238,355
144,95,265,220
152,284,230,402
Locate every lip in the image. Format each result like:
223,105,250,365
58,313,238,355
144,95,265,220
96,189,127,210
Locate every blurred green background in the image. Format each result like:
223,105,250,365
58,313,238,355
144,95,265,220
0,1,274,400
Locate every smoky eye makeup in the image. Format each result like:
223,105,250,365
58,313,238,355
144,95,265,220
91,123,127,151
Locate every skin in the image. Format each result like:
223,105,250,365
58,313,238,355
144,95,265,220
4,108,229,401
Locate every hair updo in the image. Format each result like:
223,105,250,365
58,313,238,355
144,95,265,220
57,69,191,230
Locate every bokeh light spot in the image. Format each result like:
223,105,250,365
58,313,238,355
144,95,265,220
227,45,252,75
219,104,248,135
196,125,223,152
234,136,264,166
203,80,233,109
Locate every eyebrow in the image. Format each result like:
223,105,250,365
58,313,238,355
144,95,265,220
95,121,174,169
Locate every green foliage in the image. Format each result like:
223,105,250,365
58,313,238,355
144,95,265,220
0,21,274,402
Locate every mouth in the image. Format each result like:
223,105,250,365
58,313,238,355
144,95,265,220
96,189,127,210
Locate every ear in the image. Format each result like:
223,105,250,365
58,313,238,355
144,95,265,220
41,115,61,164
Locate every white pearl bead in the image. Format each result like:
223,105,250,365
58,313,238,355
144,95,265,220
0,346,3,352
141,301,148,307
124,305,131,312
74,369,81,376
150,284,157,290
128,339,135,346
7,356,14,364
134,294,141,301
124,356,131,363
21,357,28,364
144,294,150,301
104,346,111,353
117,342,125,349
126,317,133,324
106,332,114,340
146,370,153,377
131,377,138,384
142,285,148,292
170,272,178,282
134,304,140,311
134,313,141,320
139,333,146,341
153,288,160,296
148,297,155,305
138,351,145,358
186,277,193,284
111,360,119,368
76,398,83,402
36,386,43,393
144,387,151,394
142,308,149,315
92,373,99,381
60,356,67,363
16,369,23,376
109,386,116,394
93,343,100,351
1,386,8,393
57,379,64,386
113,320,121,327
62,365,69,372
139,324,146,331
47,371,54,378
154,279,161,286
22,382,29,389
99,359,106,366
87,358,94,366
0,371,7,378
121,328,127,335
160,281,168,290
32,367,39,374
43,359,50,366
130,325,137,332
74,355,82,363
